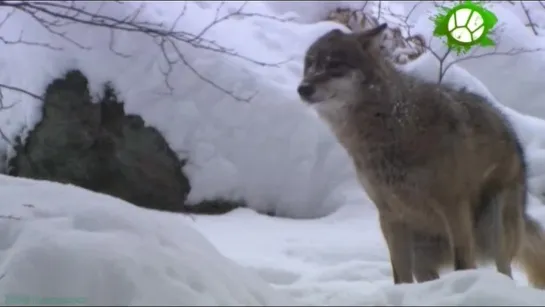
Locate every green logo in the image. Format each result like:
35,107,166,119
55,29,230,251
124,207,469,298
4,294,87,306
432,1,498,55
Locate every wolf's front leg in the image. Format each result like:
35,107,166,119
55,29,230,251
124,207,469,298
379,215,414,284
412,231,446,282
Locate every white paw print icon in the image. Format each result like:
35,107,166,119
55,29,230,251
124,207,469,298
447,8,485,43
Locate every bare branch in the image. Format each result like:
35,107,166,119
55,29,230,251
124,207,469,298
442,47,544,78
355,1,370,13
0,214,22,220
0,32,62,50
0,84,42,101
403,2,422,25
367,1,545,83
437,48,452,83
0,85,39,153
520,1,539,36
0,0,298,158
0,1,291,103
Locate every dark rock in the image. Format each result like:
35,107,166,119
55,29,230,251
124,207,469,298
8,69,248,216
8,70,191,213
184,198,246,215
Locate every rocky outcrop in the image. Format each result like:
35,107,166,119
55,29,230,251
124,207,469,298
8,70,191,213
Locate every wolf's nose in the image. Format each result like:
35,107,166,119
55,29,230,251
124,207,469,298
297,84,315,98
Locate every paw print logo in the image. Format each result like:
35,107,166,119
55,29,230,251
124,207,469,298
431,1,498,55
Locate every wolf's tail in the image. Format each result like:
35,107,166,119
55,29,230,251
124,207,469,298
517,215,545,289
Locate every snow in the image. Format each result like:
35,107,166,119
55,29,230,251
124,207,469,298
193,194,545,305
0,175,294,305
406,1,545,201
386,1,545,201
3,176,545,305
406,2,545,119
0,1,356,218
457,4,545,120
1,0,545,306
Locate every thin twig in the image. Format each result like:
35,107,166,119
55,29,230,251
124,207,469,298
0,1,291,102
379,1,544,83
520,1,539,36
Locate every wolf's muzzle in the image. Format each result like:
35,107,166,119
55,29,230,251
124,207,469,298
297,83,316,102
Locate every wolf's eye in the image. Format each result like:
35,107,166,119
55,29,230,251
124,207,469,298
326,60,345,70
327,59,343,68
326,59,348,77
305,55,318,69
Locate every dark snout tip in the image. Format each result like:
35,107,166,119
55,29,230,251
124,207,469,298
297,83,315,99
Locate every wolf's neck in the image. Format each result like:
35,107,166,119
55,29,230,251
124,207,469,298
316,81,411,153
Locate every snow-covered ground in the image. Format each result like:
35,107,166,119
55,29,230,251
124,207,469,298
0,176,294,306
3,176,545,305
1,1,545,305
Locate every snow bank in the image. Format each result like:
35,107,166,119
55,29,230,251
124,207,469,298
457,4,545,119
407,2,545,119
0,175,294,305
0,1,361,218
400,52,545,200
194,198,545,306
2,176,543,307
404,4,545,201
375,270,545,305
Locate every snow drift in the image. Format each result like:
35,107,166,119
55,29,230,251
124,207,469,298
0,175,294,306
2,175,545,306
376,270,545,305
193,196,545,305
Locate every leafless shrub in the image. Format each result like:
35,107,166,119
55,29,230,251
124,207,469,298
325,5,426,65
325,1,544,83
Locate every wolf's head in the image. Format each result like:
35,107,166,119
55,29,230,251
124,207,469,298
297,24,388,106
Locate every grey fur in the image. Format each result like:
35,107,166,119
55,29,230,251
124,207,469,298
298,24,545,287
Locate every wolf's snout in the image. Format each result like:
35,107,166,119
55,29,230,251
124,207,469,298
297,83,315,99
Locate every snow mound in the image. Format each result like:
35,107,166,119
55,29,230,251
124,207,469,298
376,271,545,306
195,197,545,306
0,1,356,218
409,2,545,120
456,4,545,120
3,178,541,307
399,51,545,201
0,175,294,306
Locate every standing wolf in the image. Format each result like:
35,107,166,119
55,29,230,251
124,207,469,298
297,23,545,288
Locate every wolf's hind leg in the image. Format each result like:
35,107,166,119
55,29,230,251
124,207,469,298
477,186,523,278
444,203,478,271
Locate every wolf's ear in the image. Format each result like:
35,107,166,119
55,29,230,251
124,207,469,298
326,28,344,37
315,28,344,45
356,23,387,49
